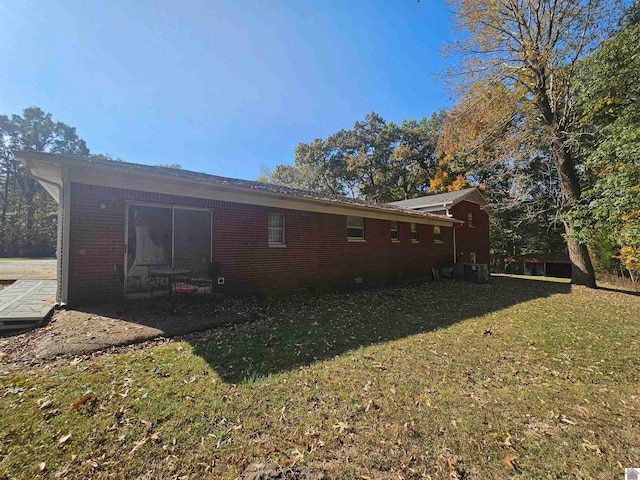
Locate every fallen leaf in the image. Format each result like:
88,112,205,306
39,462,46,471
72,395,92,410
129,437,148,456
582,439,603,456
58,433,71,445
333,421,350,434
503,452,519,471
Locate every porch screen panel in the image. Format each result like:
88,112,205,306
127,205,172,283
173,209,212,276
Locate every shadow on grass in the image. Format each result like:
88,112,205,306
189,276,571,384
596,286,640,297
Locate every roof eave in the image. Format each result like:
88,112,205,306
16,151,461,226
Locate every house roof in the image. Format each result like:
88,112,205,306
389,188,493,216
17,151,462,227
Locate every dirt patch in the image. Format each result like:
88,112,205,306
0,295,263,372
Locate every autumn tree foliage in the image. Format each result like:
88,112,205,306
260,112,445,203
443,0,623,287
437,76,567,264
574,5,640,280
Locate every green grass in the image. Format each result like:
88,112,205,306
1,277,639,479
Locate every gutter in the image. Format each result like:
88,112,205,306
17,151,463,228
452,221,463,264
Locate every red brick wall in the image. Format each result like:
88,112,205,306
450,201,490,264
68,183,455,304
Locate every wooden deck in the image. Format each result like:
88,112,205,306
0,280,56,331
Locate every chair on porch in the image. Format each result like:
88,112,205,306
114,264,142,295
191,261,223,295
170,257,198,295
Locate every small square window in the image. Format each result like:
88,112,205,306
434,225,442,242
347,216,365,239
268,213,285,244
468,213,474,228
411,223,419,242
391,221,399,241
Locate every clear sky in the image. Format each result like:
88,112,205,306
0,0,455,180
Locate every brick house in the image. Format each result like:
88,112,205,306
18,152,464,306
389,188,492,265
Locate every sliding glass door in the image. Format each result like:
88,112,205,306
125,204,212,287
173,208,212,276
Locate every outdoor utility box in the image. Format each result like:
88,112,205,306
462,263,489,283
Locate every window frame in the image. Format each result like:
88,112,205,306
410,223,419,242
268,212,286,246
433,225,443,243
468,212,475,228
347,216,365,241
390,221,399,242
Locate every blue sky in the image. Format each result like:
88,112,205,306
0,0,455,180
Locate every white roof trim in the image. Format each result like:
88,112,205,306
17,151,463,227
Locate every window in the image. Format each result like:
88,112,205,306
411,223,419,242
470,252,477,263
347,216,365,240
468,212,475,228
433,225,442,243
391,221,399,241
268,213,285,245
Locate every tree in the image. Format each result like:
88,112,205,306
575,4,640,279
390,114,443,199
444,0,623,287
0,107,89,256
259,112,445,202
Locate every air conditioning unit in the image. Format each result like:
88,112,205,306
463,263,489,283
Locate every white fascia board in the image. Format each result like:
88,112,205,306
20,153,460,227
19,158,63,203
406,202,453,211
70,165,460,226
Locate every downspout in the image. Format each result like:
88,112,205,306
452,223,463,264
21,163,66,306
54,184,63,306
60,167,71,306
445,203,460,264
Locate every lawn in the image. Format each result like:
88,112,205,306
1,277,638,479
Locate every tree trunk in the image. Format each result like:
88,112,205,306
552,137,597,288
564,223,596,287
1,167,9,224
